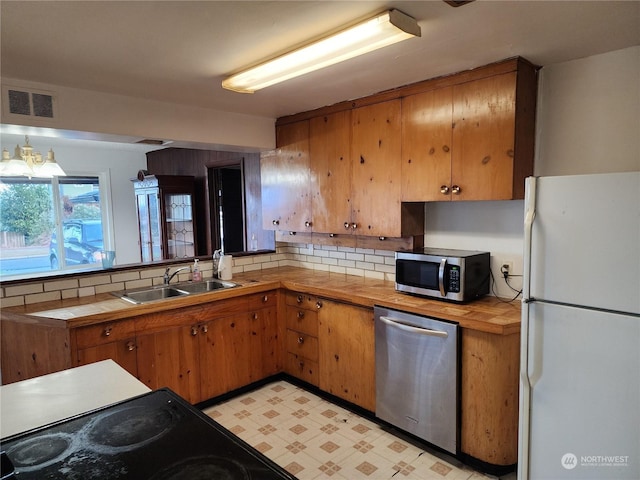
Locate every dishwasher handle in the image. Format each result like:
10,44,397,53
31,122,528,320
379,316,449,338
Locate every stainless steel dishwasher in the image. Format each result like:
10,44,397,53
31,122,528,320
375,305,459,454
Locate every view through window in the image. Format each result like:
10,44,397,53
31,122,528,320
0,176,106,278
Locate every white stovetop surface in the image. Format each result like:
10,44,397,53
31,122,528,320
0,360,151,439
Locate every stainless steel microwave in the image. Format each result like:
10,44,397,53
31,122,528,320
395,248,490,303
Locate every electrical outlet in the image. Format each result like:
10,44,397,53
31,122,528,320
501,261,513,279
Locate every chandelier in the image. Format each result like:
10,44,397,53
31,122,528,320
0,136,66,178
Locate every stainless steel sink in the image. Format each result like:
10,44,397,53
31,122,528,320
175,279,238,294
113,279,238,304
114,286,189,304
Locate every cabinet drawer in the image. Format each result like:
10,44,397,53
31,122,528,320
285,292,322,311
286,353,319,386
285,307,318,336
286,329,318,361
248,290,278,310
75,320,136,349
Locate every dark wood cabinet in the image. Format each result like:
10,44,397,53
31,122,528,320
132,175,197,261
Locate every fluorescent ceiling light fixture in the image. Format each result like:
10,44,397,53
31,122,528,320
222,9,421,93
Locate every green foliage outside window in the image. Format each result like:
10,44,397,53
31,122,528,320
0,184,53,245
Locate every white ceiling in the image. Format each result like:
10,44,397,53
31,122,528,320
1,0,639,121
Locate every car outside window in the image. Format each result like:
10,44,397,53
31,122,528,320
0,175,108,279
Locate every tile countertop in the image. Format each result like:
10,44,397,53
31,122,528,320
1,267,521,335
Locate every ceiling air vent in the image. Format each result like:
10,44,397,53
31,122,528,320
3,87,57,120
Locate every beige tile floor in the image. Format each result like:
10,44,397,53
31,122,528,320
203,380,507,480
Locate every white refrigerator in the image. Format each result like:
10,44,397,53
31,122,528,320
518,172,640,479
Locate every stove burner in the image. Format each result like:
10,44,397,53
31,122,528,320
84,404,178,454
149,455,251,480
6,432,75,472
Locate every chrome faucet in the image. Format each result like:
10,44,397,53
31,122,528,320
164,266,191,285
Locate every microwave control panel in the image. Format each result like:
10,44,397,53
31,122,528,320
447,265,461,293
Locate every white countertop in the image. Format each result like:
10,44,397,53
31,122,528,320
0,360,151,439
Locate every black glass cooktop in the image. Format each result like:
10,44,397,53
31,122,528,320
0,388,296,480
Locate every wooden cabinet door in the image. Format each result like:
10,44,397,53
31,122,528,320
135,326,200,403
452,72,517,201
248,304,279,381
75,320,138,377
318,300,375,411
261,121,311,231
198,318,230,401
402,87,453,201
310,111,352,234
351,100,402,237
77,340,138,378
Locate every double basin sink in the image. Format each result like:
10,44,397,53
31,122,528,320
114,279,238,304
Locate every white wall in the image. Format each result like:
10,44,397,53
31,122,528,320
535,46,640,176
1,78,276,152
423,46,640,297
0,133,148,265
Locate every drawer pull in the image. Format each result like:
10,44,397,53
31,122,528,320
126,341,136,352
191,326,198,336
297,294,303,304
316,301,323,309
252,313,259,320
297,311,305,319
201,324,208,334
103,327,112,337
298,336,304,344
262,295,268,303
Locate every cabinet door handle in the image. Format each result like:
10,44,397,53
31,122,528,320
305,221,312,228
262,295,268,303
272,219,279,226
452,185,461,195
316,301,323,310
252,313,259,320
440,185,450,194
191,326,198,336
297,294,303,304
201,324,208,334
344,222,350,230
297,311,305,319
103,327,112,337
298,336,304,344
351,223,358,230
126,341,136,351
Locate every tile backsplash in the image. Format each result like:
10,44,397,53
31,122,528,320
0,243,396,307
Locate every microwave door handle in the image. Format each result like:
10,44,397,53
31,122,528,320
379,316,449,338
438,258,447,297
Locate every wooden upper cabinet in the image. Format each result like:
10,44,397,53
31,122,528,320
261,121,311,231
309,111,352,234
350,99,403,237
401,87,454,201
452,72,517,201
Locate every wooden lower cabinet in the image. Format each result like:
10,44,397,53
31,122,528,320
284,291,320,386
135,324,201,403
73,291,280,405
74,319,138,378
318,300,375,411
460,329,520,466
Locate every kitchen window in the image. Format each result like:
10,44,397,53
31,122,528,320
0,174,111,279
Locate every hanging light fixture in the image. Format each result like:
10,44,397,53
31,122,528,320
0,136,66,178
222,9,421,93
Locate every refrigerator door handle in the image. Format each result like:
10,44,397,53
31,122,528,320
518,176,537,480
